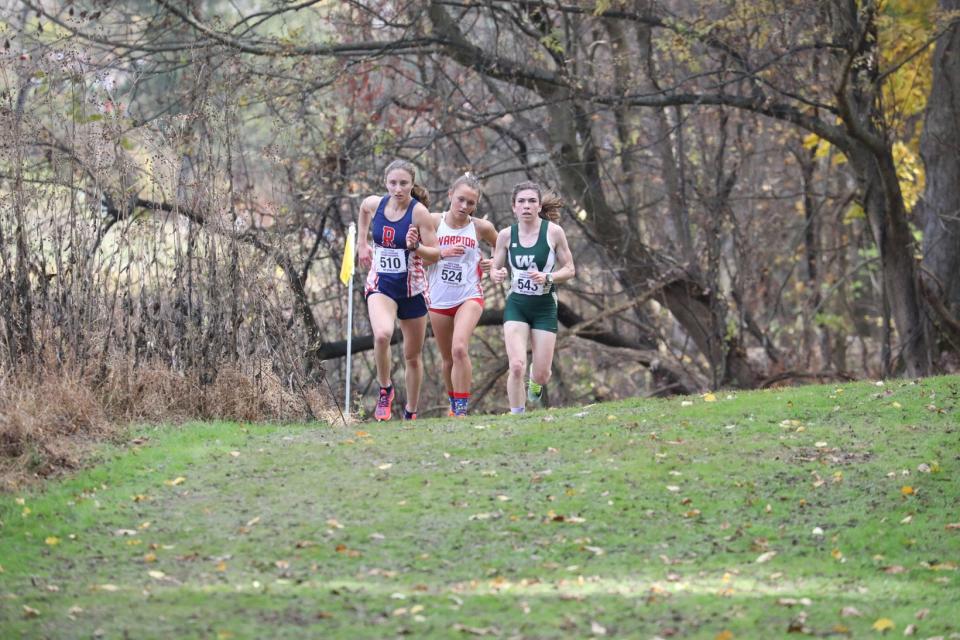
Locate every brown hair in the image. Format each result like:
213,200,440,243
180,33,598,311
384,159,430,208
511,180,562,223
449,171,482,196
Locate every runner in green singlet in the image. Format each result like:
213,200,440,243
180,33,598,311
490,181,576,414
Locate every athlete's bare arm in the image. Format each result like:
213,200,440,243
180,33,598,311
490,227,510,284
476,218,499,274
548,223,576,284
356,195,381,269
410,203,441,265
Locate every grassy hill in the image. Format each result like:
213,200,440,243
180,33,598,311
1,376,958,638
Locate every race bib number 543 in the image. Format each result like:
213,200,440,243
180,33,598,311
512,271,544,296
375,247,406,274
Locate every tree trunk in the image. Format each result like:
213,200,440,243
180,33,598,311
919,0,960,348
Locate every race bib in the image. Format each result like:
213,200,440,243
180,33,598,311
512,270,544,296
439,261,464,285
375,247,406,274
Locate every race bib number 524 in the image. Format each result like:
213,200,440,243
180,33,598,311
439,261,464,284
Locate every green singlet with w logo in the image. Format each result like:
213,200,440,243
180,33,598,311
505,221,558,332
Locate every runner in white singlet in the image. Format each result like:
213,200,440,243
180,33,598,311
427,173,498,417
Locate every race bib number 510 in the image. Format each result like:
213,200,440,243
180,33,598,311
375,247,406,274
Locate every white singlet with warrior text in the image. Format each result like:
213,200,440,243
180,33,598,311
428,214,483,309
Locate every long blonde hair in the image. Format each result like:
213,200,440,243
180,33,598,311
511,180,562,223
384,159,430,208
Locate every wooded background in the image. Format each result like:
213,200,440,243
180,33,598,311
2,0,960,425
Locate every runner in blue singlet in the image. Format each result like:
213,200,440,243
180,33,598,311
357,160,440,421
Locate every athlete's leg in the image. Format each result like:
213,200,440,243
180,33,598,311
451,300,483,394
399,313,428,413
504,320,530,410
429,311,456,392
367,293,398,387
529,328,558,386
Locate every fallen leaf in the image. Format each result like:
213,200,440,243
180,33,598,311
901,486,914,496
882,565,906,574
715,632,734,640
143,553,157,563
45,536,60,546
903,624,917,636
326,518,344,529
96,584,119,592
148,570,166,579
871,618,894,632
755,551,777,564
776,598,812,607
703,393,717,402
22,605,40,618
452,623,497,635
840,606,863,617
900,515,913,524
164,476,186,486
914,608,929,620
591,620,607,636
945,523,960,530
377,463,393,470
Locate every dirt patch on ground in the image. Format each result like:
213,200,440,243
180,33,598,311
791,447,872,465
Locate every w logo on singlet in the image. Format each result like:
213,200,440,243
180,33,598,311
515,255,536,269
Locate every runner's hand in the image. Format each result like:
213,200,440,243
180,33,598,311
491,267,508,283
358,243,372,269
479,255,492,274
405,226,420,250
441,243,466,259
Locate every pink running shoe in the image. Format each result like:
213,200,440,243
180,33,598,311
374,386,395,421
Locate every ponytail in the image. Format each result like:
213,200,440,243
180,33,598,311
539,191,563,223
411,183,430,208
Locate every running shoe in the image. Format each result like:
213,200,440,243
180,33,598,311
527,365,543,406
374,386,395,421
403,407,417,421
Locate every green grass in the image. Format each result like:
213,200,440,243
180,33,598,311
1,376,958,639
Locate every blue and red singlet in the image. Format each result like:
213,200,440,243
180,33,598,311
364,196,427,301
